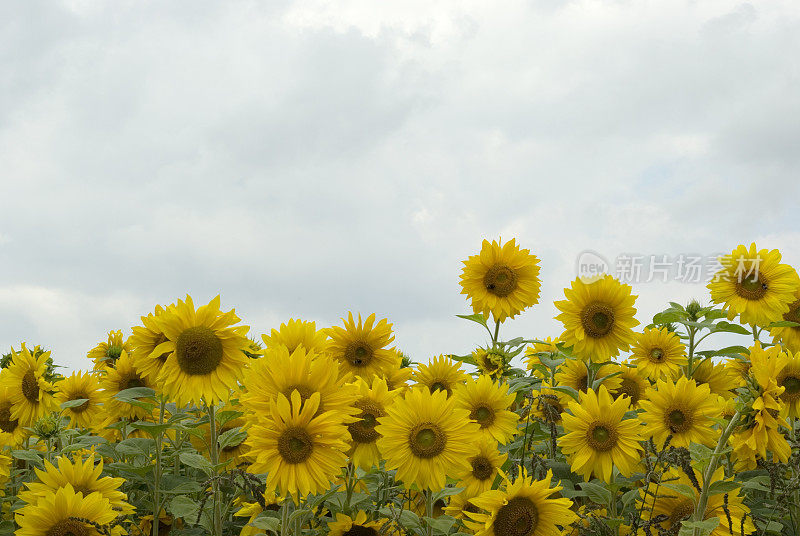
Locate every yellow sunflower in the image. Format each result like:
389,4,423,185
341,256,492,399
100,350,154,421
554,358,622,395
347,377,397,470
524,337,559,377
261,318,331,355
555,275,639,362
529,382,566,424
153,295,251,407
246,390,348,498
129,304,173,385
453,374,518,444
610,362,650,408
456,436,507,496
776,350,800,418
460,238,542,322
466,469,577,536
770,288,800,351
371,350,413,393
54,371,108,431
444,491,484,522
88,329,131,371
559,385,642,483
136,510,183,536
690,357,740,399
0,386,28,446
630,327,687,380
0,343,57,426
328,312,396,379
15,485,118,536
708,243,800,327
234,491,283,536
413,354,468,397
472,347,508,378
639,376,722,448
376,387,480,491
328,511,389,536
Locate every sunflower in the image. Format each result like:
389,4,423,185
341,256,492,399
460,238,542,322
776,350,800,418
246,390,348,497
770,288,800,351
0,386,28,446
15,485,119,536
136,510,183,536
638,467,754,536
129,304,173,385
554,275,639,362
100,350,154,421
404,489,447,518
261,318,331,355
630,327,687,380
466,469,577,536
88,329,131,371
453,374,518,444
456,436,507,496
372,351,414,393
19,453,134,515
153,295,251,407
444,491,484,522
328,511,389,536
347,377,397,470
240,346,358,423
234,491,283,536
376,387,480,491
639,376,722,448
524,337,559,378
529,382,565,424
472,347,508,378
610,362,650,408
413,355,468,397
554,358,621,395
0,343,57,426
54,371,108,431
558,385,642,483
690,357,740,400
328,312,396,380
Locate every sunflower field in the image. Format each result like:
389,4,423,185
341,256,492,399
1,239,800,536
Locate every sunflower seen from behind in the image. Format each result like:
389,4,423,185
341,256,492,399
630,327,687,380
413,354,468,397
555,275,639,362
15,485,119,536
453,374,518,444
328,312,396,380
54,371,108,431
0,343,57,427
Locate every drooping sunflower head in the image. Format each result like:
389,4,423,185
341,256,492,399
347,377,397,470
555,275,639,362
472,347,508,378
100,350,154,421
88,330,131,371
0,342,57,427
129,304,174,385
453,374,518,444
15,484,118,536
630,327,687,380
770,288,800,352
327,312,396,380
413,355,468,397
460,238,542,323
261,318,331,355
456,435,508,496
54,371,108,431
708,243,800,327
328,511,389,536
153,295,251,407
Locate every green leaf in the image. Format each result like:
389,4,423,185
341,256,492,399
678,518,719,536
579,481,612,506
707,480,740,496
60,398,89,409
251,512,281,533
218,427,247,450
115,387,156,400
128,421,172,436
179,452,213,475
766,320,800,328
711,321,751,335
11,450,42,465
456,313,488,328
169,495,199,519
116,438,155,457
660,482,698,500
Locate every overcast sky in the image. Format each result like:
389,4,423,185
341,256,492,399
1,0,799,372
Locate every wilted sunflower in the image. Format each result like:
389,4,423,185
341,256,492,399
54,371,108,431
610,362,650,408
376,387,480,491
347,377,397,470
465,469,577,536
0,386,27,446
246,391,348,498
453,374,518,444
0,343,57,426
100,350,153,421
153,295,251,407
328,312,396,379
559,386,642,483
413,354,468,397
328,511,389,536
459,238,541,322
639,376,721,448
129,304,173,385
88,329,131,371
554,358,621,395
708,243,800,327
456,436,507,496
630,327,687,380
555,275,639,362
524,337,559,377
776,350,800,418
15,485,118,536
261,318,331,355
19,453,133,515
770,288,800,351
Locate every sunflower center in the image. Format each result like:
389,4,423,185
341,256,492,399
123,374,146,391
783,300,800,326
409,422,446,459
587,424,617,451
348,400,383,444
277,427,313,464
616,378,641,405
69,392,91,414
735,274,768,300
45,519,92,536
470,405,496,428
21,370,39,402
669,499,695,527
493,497,539,536
649,348,665,363
345,341,374,368
471,456,494,480
577,374,588,392
175,326,224,375
580,303,615,338
0,405,18,434
483,264,519,298
666,407,693,434
781,376,800,401
343,526,378,536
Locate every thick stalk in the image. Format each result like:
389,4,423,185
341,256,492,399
208,404,222,536
153,397,166,536
492,319,501,344
686,326,696,377
424,489,434,536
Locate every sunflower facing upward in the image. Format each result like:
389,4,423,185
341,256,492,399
54,371,108,431
327,312,396,380
630,327,687,380
453,374,519,444
0,343,57,427
153,295,251,407
555,275,639,362
460,238,541,323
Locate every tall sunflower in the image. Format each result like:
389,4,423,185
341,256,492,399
15,485,118,536
246,391,348,498
376,387,480,491
55,371,108,431
261,318,331,355
88,329,131,371
459,238,542,322
456,436,507,496
328,312,396,380
153,295,251,407
0,343,57,426
453,375,518,444
100,350,154,421
347,377,397,470
639,376,722,448
708,243,800,327
630,327,687,380
129,304,173,385
558,385,642,483
413,355,468,397
465,469,577,536
770,288,800,352
555,275,639,362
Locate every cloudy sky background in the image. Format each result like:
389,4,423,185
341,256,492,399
1,0,799,371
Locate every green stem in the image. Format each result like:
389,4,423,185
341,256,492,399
208,403,222,536
153,397,166,536
686,327,696,377
344,463,355,515
424,489,434,536
492,319,501,345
